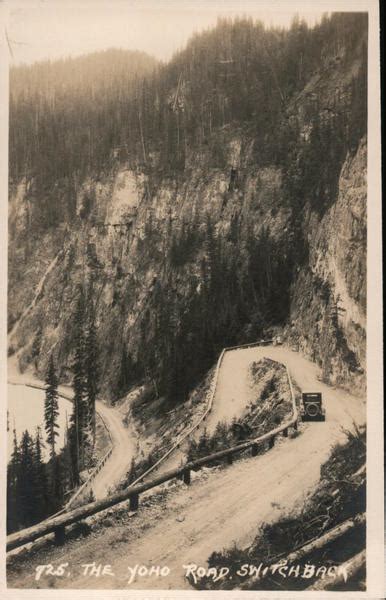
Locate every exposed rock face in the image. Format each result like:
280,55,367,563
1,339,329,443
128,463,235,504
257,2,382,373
8,27,367,402
8,138,366,399
287,137,366,393
8,153,288,394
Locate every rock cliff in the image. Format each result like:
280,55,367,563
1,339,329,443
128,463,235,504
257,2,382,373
8,15,367,403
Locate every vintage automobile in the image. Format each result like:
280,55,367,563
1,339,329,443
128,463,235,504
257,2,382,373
300,392,326,422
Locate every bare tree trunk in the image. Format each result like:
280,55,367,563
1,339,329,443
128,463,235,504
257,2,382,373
138,109,147,164
307,549,366,591
285,513,365,564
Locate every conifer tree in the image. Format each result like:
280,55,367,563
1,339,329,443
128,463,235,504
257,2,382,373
44,355,60,501
44,354,59,462
11,427,19,471
70,288,98,471
33,427,48,522
52,455,65,513
71,290,86,472
18,430,35,527
62,412,76,490
68,411,80,487
7,428,20,533
84,307,98,443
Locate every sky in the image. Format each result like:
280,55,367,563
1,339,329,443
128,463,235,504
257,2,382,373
4,0,332,66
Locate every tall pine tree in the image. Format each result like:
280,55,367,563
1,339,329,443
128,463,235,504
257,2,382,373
18,430,36,528
84,306,98,445
33,427,48,522
44,355,59,461
7,428,20,533
70,292,85,480
44,355,60,498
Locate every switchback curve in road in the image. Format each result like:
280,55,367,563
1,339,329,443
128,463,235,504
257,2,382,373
207,344,364,433
7,345,366,590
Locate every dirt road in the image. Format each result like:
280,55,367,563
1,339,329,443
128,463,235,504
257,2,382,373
208,345,364,431
90,402,136,499
7,357,136,502
7,345,365,590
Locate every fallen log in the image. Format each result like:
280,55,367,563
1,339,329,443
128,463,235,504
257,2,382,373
6,463,185,551
285,512,366,564
241,513,366,588
306,549,366,590
7,344,298,552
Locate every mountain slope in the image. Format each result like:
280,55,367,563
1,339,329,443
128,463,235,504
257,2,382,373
8,14,367,410
6,345,365,589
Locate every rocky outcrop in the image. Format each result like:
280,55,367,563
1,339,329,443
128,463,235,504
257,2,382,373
8,28,367,402
8,150,289,394
287,137,366,393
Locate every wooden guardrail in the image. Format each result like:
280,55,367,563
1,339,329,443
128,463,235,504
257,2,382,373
7,381,114,513
64,409,114,510
129,339,274,487
128,347,226,487
6,346,299,552
63,445,113,510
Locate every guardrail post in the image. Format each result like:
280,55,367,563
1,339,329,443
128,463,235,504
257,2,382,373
7,344,299,553
129,493,139,512
54,525,65,546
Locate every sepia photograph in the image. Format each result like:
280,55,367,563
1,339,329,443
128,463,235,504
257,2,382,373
1,0,383,597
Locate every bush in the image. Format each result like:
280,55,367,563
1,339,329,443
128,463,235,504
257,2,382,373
131,384,156,418
191,427,366,591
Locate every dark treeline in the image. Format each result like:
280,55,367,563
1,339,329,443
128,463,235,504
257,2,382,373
7,302,99,534
7,427,48,532
132,221,293,405
9,13,367,410
10,13,367,226
7,358,68,533
114,13,366,406
9,49,157,228
7,424,69,533
69,292,99,486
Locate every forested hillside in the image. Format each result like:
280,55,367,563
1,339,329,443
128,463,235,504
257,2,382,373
10,16,366,197
9,49,157,227
8,13,367,410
